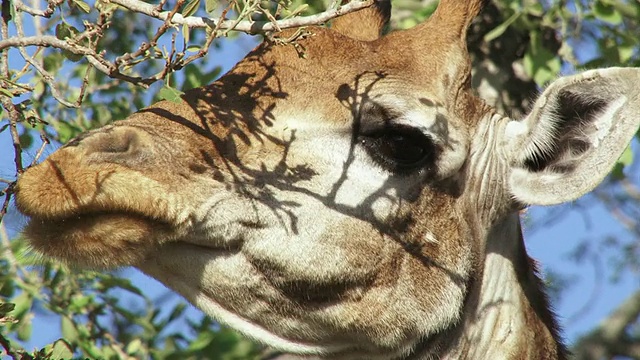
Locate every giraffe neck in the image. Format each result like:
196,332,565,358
419,214,568,360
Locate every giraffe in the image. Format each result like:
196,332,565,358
14,0,640,358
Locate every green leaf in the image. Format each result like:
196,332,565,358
76,322,91,338
618,42,635,63
50,268,66,288
523,30,561,86
81,339,103,358
286,4,309,18
55,22,80,40
158,85,185,103
54,120,84,143
17,316,32,341
593,0,622,25
61,316,79,343
618,144,633,167
524,3,544,17
0,87,13,98
202,66,222,84
19,131,33,149
610,162,625,180
11,291,33,320
0,302,15,316
184,65,204,90
182,24,190,44
63,51,83,62
99,275,143,296
205,0,216,13
49,339,74,358
72,0,91,13
126,338,142,355
187,331,216,352
610,145,633,180
397,2,437,29
69,294,92,312
43,52,64,72
166,302,187,323
182,0,200,17
55,23,83,61
484,11,521,42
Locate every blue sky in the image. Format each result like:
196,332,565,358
1,24,638,354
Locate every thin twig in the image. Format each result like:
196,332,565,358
177,3,233,68
0,333,20,360
0,35,153,86
108,0,374,33
114,0,186,68
0,189,12,226
0,35,101,62
0,4,24,176
13,0,49,17
0,0,374,89
30,132,51,166
11,2,77,108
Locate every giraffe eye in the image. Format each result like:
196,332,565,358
359,125,434,173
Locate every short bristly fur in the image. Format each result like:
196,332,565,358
14,0,640,358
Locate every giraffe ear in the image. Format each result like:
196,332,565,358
505,67,640,205
331,0,391,41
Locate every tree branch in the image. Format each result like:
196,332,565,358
573,291,640,359
600,291,640,343
108,0,374,33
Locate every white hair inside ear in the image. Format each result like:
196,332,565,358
505,67,640,206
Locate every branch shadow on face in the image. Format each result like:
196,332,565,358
140,51,467,302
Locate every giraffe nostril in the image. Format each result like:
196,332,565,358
77,127,153,167
87,129,140,154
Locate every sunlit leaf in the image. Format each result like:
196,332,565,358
17,316,32,341
69,294,92,312
49,339,74,358
99,275,143,296
11,291,33,320
0,86,13,98
72,0,91,13
182,0,200,17
126,338,142,355
182,24,190,44
286,4,309,18
618,43,635,63
205,0,216,13
523,30,561,86
158,85,185,103
593,0,623,25
187,331,216,352
61,316,79,343
484,11,520,42
54,121,84,143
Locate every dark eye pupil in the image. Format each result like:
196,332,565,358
380,133,425,164
359,126,433,173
